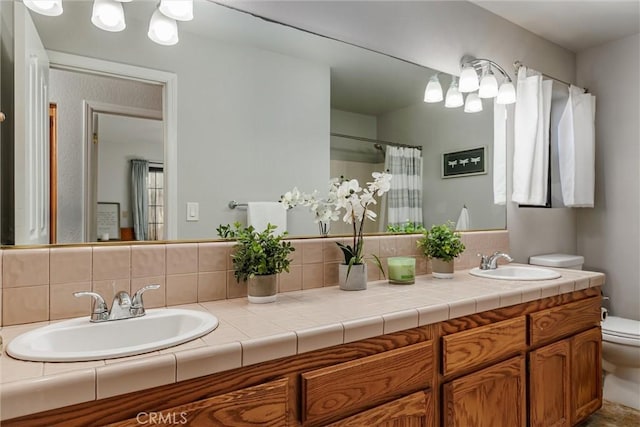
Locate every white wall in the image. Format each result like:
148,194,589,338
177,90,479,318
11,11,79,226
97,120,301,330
576,33,640,320
230,0,578,262
49,69,162,243
377,98,505,230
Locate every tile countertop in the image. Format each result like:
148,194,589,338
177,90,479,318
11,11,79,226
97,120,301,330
0,264,605,420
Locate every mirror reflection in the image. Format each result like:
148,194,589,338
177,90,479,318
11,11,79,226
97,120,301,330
5,0,505,246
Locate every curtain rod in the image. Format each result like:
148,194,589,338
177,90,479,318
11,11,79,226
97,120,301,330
513,60,588,92
330,132,422,150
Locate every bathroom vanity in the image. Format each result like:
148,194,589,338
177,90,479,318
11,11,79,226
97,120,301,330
0,266,603,427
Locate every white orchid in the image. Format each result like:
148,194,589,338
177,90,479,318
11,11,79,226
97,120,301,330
281,171,392,267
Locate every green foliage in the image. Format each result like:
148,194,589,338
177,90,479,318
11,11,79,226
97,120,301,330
336,241,385,279
387,221,426,234
219,223,295,283
417,222,465,262
216,222,242,239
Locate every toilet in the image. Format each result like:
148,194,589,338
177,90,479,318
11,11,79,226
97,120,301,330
530,253,640,410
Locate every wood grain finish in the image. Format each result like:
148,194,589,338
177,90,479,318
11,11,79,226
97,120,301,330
326,390,432,427
302,341,433,426
443,356,526,427
530,339,571,427
106,378,288,427
571,327,603,425
442,316,526,376
529,296,600,347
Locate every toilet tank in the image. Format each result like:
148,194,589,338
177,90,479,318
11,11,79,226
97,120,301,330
529,253,585,270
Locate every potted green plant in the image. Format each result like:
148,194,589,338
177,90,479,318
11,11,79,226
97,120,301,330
218,222,294,303
417,222,465,279
281,172,392,291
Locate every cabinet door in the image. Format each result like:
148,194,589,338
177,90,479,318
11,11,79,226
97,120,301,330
530,339,571,427
327,390,432,427
443,356,526,427
106,378,288,427
571,327,603,425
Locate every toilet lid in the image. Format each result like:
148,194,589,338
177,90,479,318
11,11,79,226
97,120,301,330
601,316,640,340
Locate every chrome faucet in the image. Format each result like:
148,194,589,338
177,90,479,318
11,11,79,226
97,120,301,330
478,252,514,270
74,284,160,322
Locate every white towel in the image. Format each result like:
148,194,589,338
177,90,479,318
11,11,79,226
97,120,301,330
512,66,553,205
493,101,507,205
557,85,596,207
247,202,287,233
455,206,470,231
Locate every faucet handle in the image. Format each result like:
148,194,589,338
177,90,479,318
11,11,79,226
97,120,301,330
477,253,490,270
74,291,109,322
132,284,160,308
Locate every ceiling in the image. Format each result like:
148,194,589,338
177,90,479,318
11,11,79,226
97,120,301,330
472,0,640,53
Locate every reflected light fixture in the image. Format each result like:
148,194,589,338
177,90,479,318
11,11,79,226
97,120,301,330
424,75,443,103
148,8,179,46
159,0,194,21
91,0,126,32
464,93,483,113
445,77,464,108
23,0,63,16
459,64,479,93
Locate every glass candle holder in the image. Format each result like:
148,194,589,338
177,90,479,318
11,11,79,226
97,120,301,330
387,257,416,284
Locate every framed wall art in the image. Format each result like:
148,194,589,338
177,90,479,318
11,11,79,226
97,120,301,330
442,146,487,178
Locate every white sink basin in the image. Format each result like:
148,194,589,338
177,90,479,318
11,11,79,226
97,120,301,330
469,265,561,281
7,309,219,362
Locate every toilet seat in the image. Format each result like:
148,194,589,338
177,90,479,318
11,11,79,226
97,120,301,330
602,316,640,346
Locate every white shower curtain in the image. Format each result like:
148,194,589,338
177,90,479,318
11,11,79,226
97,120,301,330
512,66,553,205
384,146,423,227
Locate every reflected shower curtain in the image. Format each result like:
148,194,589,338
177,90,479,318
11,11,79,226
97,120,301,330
384,146,423,228
131,159,149,241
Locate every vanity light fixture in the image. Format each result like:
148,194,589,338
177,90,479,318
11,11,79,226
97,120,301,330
159,0,194,21
445,77,464,108
459,64,480,93
91,0,126,32
478,69,499,98
497,80,517,105
424,74,444,103
458,56,517,109
464,93,483,113
23,0,63,16
148,8,179,46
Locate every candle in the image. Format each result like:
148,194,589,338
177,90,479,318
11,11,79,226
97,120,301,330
387,257,416,284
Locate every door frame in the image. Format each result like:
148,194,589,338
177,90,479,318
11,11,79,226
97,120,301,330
46,51,178,241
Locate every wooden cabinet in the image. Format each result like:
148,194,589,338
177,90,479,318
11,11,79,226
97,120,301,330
443,356,526,427
106,378,289,427
529,327,603,427
529,296,600,346
326,390,433,427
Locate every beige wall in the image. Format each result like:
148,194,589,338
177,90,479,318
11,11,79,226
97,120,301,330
576,33,640,320
229,0,578,263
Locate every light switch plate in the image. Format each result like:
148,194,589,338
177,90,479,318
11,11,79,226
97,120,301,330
186,202,199,221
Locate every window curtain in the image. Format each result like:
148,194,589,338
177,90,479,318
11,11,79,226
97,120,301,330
384,146,423,227
131,159,149,241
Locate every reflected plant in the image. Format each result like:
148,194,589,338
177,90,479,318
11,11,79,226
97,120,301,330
387,221,426,234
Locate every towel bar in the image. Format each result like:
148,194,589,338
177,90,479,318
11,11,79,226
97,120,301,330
228,200,248,210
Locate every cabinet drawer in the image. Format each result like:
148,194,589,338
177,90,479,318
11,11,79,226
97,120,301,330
442,316,526,376
106,378,288,427
301,340,433,427
529,296,600,347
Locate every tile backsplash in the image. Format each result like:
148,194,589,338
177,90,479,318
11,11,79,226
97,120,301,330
0,230,508,326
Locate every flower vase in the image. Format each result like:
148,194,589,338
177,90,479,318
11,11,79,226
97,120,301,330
338,263,367,291
431,258,454,279
318,221,330,237
247,274,278,303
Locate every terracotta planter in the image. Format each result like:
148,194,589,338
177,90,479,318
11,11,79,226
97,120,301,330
431,258,454,279
247,274,277,303
338,263,367,291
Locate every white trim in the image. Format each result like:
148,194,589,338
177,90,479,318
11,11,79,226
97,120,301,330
48,51,178,240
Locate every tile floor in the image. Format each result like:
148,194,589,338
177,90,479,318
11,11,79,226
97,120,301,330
582,400,640,426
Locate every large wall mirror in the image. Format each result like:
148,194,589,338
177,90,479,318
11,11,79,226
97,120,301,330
1,0,505,246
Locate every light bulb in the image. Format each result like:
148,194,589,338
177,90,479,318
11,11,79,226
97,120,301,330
459,65,479,93
91,0,125,32
445,77,464,108
424,75,443,103
497,81,516,104
148,9,179,46
159,0,193,21
479,71,499,98
464,93,483,113
23,0,63,16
